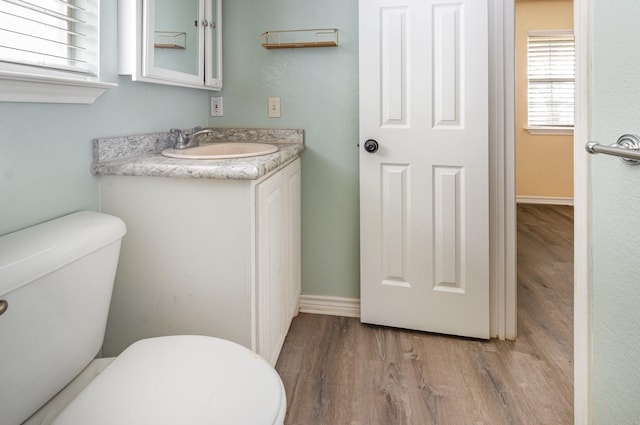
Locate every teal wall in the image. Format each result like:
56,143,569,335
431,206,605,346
591,0,640,422
211,0,360,298
0,0,360,299
0,3,210,236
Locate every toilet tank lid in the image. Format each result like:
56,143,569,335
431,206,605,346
0,211,126,297
52,336,286,425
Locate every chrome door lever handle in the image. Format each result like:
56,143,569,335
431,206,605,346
586,134,640,165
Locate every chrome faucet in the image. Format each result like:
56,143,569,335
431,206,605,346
169,127,215,149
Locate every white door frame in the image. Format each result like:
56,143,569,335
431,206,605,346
490,0,516,340
496,0,591,423
572,1,590,423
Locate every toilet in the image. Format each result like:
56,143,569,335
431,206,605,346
0,211,286,425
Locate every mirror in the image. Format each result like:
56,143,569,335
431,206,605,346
138,0,221,89
153,0,199,76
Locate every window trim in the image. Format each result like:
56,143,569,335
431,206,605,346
0,1,116,104
525,126,574,136
0,70,116,104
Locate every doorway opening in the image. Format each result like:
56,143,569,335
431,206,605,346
513,0,575,417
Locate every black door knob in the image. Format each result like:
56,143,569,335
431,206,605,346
364,139,379,153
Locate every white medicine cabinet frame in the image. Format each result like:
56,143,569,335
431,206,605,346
118,0,222,90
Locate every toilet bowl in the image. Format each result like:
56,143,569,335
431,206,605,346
0,211,286,425
52,335,286,425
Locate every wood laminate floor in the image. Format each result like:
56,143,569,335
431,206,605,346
275,204,574,425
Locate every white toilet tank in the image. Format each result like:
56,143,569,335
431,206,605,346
0,211,126,425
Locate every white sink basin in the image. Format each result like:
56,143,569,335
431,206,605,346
161,142,278,159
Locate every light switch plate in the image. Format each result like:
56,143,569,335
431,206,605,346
268,97,281,118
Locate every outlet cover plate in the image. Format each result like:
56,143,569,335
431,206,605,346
211,96,223,117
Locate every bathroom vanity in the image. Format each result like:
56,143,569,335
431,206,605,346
93,129,303,365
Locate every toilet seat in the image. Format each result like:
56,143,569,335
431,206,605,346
51,336,286,425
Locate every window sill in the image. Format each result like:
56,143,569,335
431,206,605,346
526,126,574,136
0,71,117,104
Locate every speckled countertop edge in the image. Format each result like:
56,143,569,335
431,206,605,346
91,128,304,180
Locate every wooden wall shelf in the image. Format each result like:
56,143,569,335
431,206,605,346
261,28,338,49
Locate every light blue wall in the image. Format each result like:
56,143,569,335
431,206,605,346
211,0,360,298
0,0,360,300
591,0,640,422
0,3,210,236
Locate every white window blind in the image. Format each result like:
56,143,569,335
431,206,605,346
527,31,575,128
0,0,99,78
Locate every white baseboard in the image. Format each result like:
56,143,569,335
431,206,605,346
298,295,361,318
516,196,574,206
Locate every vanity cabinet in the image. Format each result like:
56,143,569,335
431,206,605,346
118,0,222,90
256,160,301,361
100,158,300,365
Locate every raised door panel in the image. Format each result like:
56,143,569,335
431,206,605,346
256,172,286,365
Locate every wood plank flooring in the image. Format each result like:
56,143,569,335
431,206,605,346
275,204,574,425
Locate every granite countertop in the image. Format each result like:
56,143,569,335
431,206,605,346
91,128,304,180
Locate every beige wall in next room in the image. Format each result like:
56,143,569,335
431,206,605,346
515,0,574,201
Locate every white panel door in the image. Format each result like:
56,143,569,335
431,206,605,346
359,0,490,338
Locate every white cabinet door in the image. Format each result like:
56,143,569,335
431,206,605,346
284,159,301,324
118,0,222,90
256,170,286,365
359,0,490,338
256,159,301,365
143,0,204,86
204,0,223,89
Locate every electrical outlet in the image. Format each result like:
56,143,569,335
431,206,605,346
268,97,281,118
211,96,223,117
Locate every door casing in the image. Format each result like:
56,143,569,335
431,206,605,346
489,0,516,340
495,0,589,423
572,1,590,423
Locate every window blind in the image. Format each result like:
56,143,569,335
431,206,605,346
0,0,98,77
527,32,575,127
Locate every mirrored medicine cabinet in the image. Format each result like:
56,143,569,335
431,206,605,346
118,0,222,90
